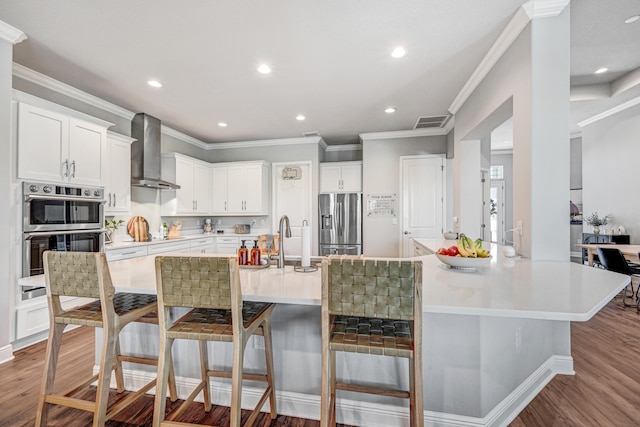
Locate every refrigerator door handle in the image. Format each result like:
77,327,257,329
337,201,343,237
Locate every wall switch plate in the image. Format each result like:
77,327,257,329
392,218,398,225
516,220,523,235
261,219,265,225
217,219,222,225
515,326,522,349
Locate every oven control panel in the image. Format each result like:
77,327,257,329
24,182,104,199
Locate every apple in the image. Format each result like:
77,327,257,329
447,246,459,256
436,247,448,255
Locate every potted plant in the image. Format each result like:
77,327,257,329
585,212,610,235
105,218,125,243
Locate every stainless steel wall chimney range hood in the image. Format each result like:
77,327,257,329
130,113,180,190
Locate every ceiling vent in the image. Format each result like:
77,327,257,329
413,115,451,129
302,131,320,137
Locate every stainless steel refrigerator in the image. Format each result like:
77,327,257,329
319,193,362,256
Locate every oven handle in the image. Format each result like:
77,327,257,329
24,194,107,204
24,229,108,239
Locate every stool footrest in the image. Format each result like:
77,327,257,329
44,394,95,412
167,381,206,422
118,354,159,366
208,370,268,383
105,378,157,421
245,385,274,426
336,381,410,399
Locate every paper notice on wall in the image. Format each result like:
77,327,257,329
366,193,396,217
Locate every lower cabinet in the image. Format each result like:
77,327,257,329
15,296,94,340
105,246,148,261
190,237,216,254
147,240,191,255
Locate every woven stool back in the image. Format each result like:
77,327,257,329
324,257,422,320
43,251,112,299
155,256,236,310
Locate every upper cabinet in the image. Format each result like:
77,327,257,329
211,161,270,216
161,153,212,215
319,161,362,193
104,131,134,214
17,102,111,186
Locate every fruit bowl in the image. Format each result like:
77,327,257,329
435,253,492,270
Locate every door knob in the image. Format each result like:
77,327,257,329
404,231,411,235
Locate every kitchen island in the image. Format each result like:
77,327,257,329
20,242,629,427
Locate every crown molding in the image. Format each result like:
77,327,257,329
448,6,531,115
107,130,136,145
491,149,513,156
0,21,26,44
160,126,210,149
12,63,136,120
325,144,363,152
360,127,449,141
523,0,570,19
577,95,640,128
205,136,326,150
570,131,582,139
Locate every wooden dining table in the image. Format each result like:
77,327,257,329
576,243,640,266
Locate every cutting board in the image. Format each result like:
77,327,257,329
127,216,150,242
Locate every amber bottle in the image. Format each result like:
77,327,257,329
238,240,249,266
250,240,261,266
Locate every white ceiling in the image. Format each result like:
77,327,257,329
0,0,639,146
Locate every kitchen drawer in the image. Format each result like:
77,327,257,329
412,240,433,257
148,240,192,254
190,237,215,254
106,246,148,261
16,296,94,339
216,237,239,245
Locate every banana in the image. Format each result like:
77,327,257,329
463,235,477,257
457,237,470,257
474,238,490,258
474,238,483,249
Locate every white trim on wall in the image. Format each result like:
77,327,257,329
360,127,449,141
0,344,14,364
0,21,27,44
325,144,362,152
577,95,640,128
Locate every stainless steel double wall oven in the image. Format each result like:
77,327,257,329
22,182,106,299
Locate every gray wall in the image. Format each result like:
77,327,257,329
570,136,582,190
582,103,640,241
1,39,13,358
453,9,570,260
362,135,447,256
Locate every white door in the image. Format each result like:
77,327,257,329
243,164,264,213
400,156,444,257
105,137,131,213
340,163,363,192
175,157,195,213
193,162,211,213
68,118,106,186
227,166,247,213
490,181,505,244
211,166,228,213
272,162,312,256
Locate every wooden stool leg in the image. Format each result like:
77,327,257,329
153,336,174,426
262,320,277,418
330,350,337,427
167,350,178,402
114,337,125,393
230,335,247,427
35,322,66,427
199,340,212,412
410,355,424,427
93,327,119,427
320,342,330,427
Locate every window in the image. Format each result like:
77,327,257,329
490,165,503,180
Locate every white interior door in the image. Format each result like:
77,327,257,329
400,156,444,257
490,181,505,244
272,162,312,256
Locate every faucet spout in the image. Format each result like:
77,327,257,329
275,215,291,268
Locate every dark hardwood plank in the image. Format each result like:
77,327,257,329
2,301,638,426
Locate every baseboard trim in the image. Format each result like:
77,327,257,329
103,354,573,427
0,344,15,365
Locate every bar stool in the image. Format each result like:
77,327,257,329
35,251,176,427
320,256,424,427
153,255,277,427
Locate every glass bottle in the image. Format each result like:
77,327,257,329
238,240,249,266
250,240,261,266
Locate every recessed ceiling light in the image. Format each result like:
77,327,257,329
385,107,397,113
296,115,306,121
218,122,228,127
257,64,271,74
624,15,640,24
595,67,609,74
391,47,407,58
147,80,163,88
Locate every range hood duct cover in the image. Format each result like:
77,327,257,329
130,113,180,190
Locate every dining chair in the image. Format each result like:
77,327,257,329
35,251,175,427
320,256,424,427
596,247,639,307
153,255,277,427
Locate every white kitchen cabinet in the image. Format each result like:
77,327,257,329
17,102,110,186
15,296,94,340
215,236,239,254
147,240,191,255
319,161,362,193
161,153,212,215
190,237,216,254
211,161,270,215
104,131,134,214
105,245,148,261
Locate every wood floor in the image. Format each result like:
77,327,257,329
1,300,639,426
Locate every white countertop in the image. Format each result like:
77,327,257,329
20,241,630,321
105,232,266,250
